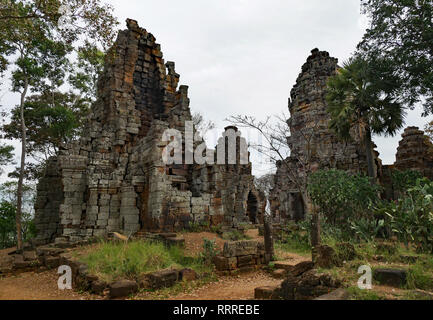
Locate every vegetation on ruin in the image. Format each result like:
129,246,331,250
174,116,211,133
78,240,214,283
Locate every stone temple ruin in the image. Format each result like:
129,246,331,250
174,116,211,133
34,20,265,244
270,49,381,222
34,22,433,243
270,49,433,222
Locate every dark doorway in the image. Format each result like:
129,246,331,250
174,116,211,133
246,192,258,224
290,193,305,221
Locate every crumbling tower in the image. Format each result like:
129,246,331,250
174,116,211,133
34,20,264,244
270,49,381,222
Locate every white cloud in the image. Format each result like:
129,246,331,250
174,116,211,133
1,0,431,181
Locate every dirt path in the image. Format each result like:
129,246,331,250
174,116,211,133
0,229,284,300
0,270,95,300
170,271,282,300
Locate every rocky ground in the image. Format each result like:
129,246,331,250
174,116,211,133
1,230,432,300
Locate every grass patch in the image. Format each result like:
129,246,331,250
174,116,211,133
136,273,218,300
346,286,385,300
406,257,433,291
274,239,311,258
222,231,251,241
79,240,212,283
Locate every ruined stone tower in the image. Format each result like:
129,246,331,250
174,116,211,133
270,49,381,222
34,20,264,244
394,127,433,180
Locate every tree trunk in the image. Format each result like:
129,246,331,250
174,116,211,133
364,127,376,180
263,214,274,263
302,192,321,261
16,80,28,251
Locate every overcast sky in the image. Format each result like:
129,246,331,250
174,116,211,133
1,0,432,181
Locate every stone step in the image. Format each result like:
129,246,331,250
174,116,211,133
254,286,281,300
274,261,296,271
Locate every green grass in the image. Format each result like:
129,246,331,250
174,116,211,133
222,230,251,241
346,286,385,300
406,256,433,291
274,240,311,257
79,240,212,282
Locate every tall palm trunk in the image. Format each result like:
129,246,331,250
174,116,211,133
16,79,28,251
364,127,376,180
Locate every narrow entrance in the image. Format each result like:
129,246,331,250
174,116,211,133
246,192,258,224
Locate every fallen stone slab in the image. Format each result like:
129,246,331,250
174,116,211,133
223,240,258,258
314,288,350,300
272,269,287,279
373,269,407,288
255,286,281,300
237,255,255,268
274,261,295,271
148,269,179,289
179,268,197,281
212,256,237,271
291,261,314,277
44,256,61,269
23,251,37,261
91,280,108,295
109,280,138,299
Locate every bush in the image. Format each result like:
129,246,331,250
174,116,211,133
382,179,433,253
200,239,219,265
391,169,423,196
308,170,381,225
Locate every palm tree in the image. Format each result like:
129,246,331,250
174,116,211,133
326,56,406,180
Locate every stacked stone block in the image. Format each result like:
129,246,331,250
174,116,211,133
270,49,381,222
34,19,264,244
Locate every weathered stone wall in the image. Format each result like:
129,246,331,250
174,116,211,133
270,49,381,222
34,20,264,244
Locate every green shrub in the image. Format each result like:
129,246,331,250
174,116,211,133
308,169,381,225
391,169,423,196
382,179,433,253
346,286,385,300
187,221,210,233
200,238,219,265
407,264,433,291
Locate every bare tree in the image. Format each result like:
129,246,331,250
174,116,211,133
192,112,216,137
228,113,327,260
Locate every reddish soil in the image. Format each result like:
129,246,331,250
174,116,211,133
182,232,226,257
0,229,300,300
170,271,282,300
0,270,95,300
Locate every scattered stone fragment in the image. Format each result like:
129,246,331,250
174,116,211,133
254,286,281,300
109,280,138,299
314,288,350,300
373,269,407,288
179,268,197,281
148,269,179,289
